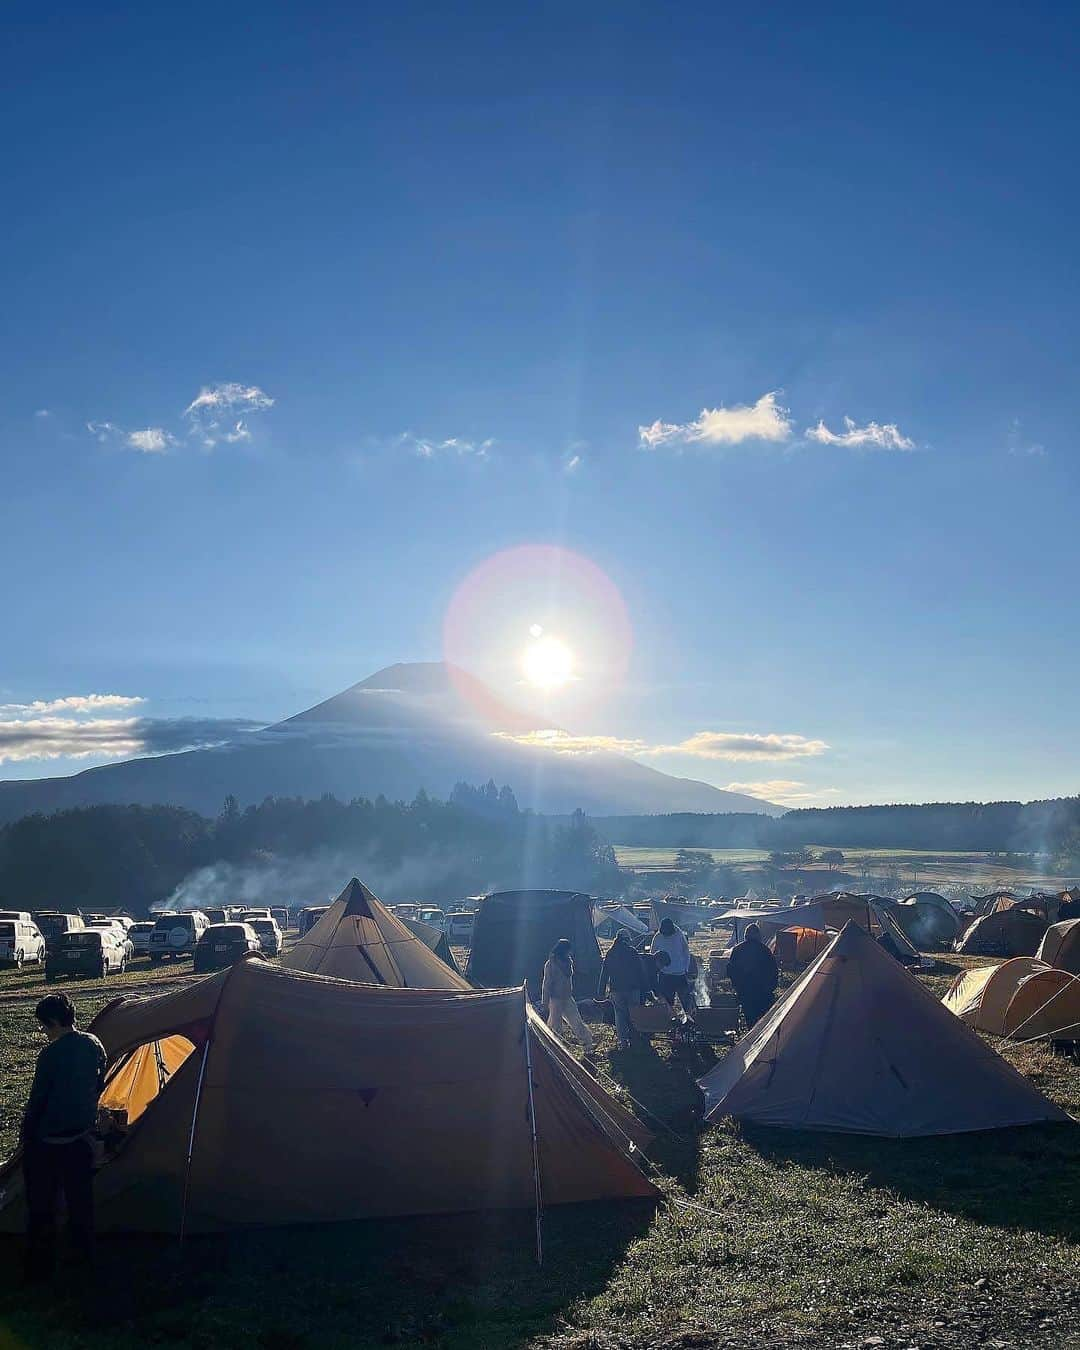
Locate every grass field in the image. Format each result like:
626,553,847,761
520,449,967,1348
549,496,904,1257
1,949,1078,1349
613,844,1076,892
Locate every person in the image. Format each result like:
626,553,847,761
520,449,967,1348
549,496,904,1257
542,938,594,1056
650,917,696,1022
21,993,107,1281
726,922,779,1029
597,929,645,1050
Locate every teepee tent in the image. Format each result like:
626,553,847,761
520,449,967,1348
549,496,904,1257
282,878,471,989
1036,919,1080,975
942,957,1049,1034
698,922,1070,1137
0,958,655,1236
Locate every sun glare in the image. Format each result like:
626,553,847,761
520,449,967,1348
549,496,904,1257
522,633,574,690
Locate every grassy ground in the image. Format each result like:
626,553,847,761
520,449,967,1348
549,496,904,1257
1,952,1078,1349
612,844,1076,892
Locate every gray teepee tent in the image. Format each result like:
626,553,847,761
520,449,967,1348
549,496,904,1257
698,921,1072,1137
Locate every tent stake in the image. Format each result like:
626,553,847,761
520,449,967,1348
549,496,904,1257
521,988,544,1267
178,1039,210,1252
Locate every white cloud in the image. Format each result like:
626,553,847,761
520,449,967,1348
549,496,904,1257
184,383,274,447
34,409,51,419
646,731,829,762
806,416,914,451
398,432,494,460
724,779,843,805
564,454,582,474
0,694,145,715
0,717,145,763
1007,418,1045,458
87,420,120,442
126,427,175,454
639,392,792,450
493,727,828,763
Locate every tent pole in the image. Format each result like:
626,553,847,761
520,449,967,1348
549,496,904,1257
178,1039,211,1252
521,987,544,1267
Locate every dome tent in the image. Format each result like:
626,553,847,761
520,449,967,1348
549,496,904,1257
698,922,1070,1137
0,958,655,1236
1036,919,1080,975
942,957,1049,1035
955,907,1049,958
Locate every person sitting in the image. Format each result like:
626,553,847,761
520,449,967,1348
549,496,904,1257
597,929,645,1050
650,918,697,1022
542,938,594,1056
21,993,107,1281
726,922,779,1030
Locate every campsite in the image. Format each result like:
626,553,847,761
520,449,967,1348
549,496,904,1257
1,885,1078,1350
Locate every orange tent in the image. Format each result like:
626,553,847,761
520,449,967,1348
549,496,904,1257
1002,969,1080,1041
942,957,1049,1035
773,926,831,969
1036,919,1080,976
99,1035,195,1125
282,877,471,989
0,958,654,1236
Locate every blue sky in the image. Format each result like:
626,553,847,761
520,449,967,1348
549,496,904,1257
2,1,1078,808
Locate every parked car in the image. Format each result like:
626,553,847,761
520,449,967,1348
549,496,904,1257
270,907,290,931
446,911,476,944
128,921,155,956
248,917,283,957
297,906,329,937
0,910,34,924
0,918,46,968
193,923,261,973
202,907,231,926
33,911,86,954
235,908,271,923
148,910,210,963
389,903,420,923
417,907,447,933
46,928,127,981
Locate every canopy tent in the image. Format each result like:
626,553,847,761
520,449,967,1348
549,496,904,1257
1001,969,1080,1042
593,904,649,940
1036,919,1080,975
466,891,601,998
282,878,470,990
0,958,655,1236
955,908,1049,958
401,915,465,978
698,922,1070,1137
891,893,961,947
942,957,1048,1034
651,897,705,935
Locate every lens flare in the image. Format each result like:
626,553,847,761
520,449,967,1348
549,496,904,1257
522,634,574,690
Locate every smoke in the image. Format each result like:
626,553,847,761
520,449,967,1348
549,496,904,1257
692,963,712,1009
156,848,497,914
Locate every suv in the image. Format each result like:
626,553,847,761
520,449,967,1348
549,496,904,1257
248,917,283,957
128,921,155,956
33,911,86,954
0,918,46,968
147,911,210,963
297,906,328,936
46,928,127,981
447,911,476,944
194,923,261,973
417,907,447,933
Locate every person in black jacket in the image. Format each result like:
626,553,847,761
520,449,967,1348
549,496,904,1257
597,929,645,1049
726,923,779,1030
21,993,107,1280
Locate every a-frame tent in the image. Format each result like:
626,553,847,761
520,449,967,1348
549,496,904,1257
698,922,1071,1137
282,877,471,989
0,958,655,1235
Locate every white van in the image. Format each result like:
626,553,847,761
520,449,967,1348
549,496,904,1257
148,910,210,962
447,911,475,944
0,918,46,968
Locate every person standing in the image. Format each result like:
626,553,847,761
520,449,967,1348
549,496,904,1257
650,917,697,1022
21,993,107,1281
597,929,645,1050
727,922,779,1029
542,938,594,1056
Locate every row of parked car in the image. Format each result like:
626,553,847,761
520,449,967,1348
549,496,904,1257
386,904,477,943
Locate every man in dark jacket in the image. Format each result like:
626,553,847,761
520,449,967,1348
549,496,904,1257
726,923,779,1030
21,993,107,1280
597,929,645,1049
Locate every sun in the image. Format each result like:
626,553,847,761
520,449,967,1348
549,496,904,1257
522,632,574,690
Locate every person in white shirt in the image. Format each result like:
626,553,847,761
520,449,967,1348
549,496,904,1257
650,917,697,1022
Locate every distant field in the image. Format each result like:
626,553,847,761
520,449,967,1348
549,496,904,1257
612,844,1076,890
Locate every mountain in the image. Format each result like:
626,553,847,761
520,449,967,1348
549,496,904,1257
0,662,782,823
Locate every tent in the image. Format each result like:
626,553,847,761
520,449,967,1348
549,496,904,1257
0,958,655,1236
773,926,832,969
401,915,465,978
697,922,1070,1137
466,891,601,998
99,1034,195,1125
970,890,1018,914
955,908,1049,958
1002,969,1080,1042
891,893,961,947
282,878,471,990
1036,919,1080,975
593,904,649,941
942,957,1048,1034
651,897,705,935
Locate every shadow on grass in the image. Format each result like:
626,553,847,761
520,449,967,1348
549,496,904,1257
605,1036,707,1194
0,1200,656,1350
743,1119,1080,1243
